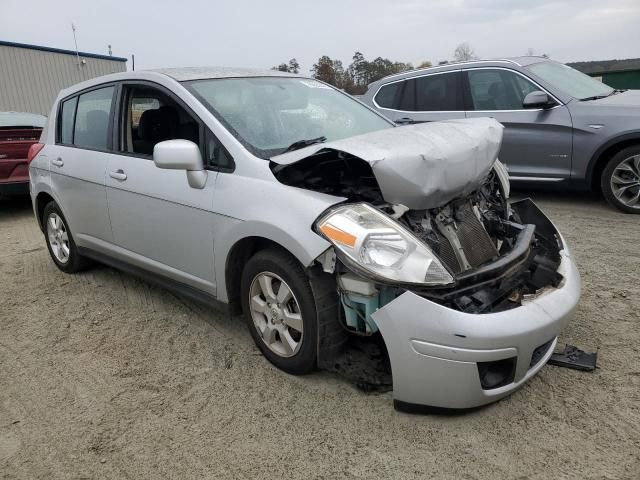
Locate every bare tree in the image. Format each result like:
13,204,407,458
453,42,477,62
526,48,536,56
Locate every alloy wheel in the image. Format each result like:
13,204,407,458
46,213,70,264
610,155,640,209
249,272,304,358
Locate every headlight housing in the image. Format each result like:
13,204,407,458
315,203,454,286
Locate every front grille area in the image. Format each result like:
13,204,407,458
530,338,554,369
455,202,498,268
434,229,462,272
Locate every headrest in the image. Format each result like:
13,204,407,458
138,109,159,140
138,107,178,141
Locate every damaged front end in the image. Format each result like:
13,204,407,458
271,119,564,319
270,119,579,409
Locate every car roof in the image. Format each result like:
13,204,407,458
149,66,301,81
56,66,308,100
367,56,553,87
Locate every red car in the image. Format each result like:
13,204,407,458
0,112,46,195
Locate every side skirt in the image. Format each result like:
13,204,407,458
78,246,231,315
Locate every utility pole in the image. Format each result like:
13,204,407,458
132,54,135,71
71,23,81,69
108,44,112,56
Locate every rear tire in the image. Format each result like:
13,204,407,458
42,201,92,273
601,146,640,214
241,248,319,374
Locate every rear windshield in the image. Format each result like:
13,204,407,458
184,77,391,158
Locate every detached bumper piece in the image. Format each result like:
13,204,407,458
548,345,597,372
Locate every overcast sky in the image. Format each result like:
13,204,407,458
2,0,639,72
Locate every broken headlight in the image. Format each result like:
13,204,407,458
315,203,454,286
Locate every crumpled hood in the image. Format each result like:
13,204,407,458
271,117,504,210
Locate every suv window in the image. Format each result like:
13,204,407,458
73,86,114,150
413,73,461,111
59,96,78,144
467,69,539,110
374,82,403,109
389,73,461,112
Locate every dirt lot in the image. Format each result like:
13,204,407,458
1,191,639,479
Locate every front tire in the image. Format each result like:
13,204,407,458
601,146,640,214
241,248,318,374
43,201,92,273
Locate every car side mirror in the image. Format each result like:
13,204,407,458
522,90,554,109
153,139,207,189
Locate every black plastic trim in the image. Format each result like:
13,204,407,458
77,246,229,313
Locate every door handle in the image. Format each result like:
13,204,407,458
52,157,64,167
109,169,127,181
395,117,416,125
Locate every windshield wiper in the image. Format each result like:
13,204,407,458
580,94,608,101
282,136,326,153
580,90,618,101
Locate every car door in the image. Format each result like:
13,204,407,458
49,85,116,245
104,82,221,295
463,67,573,179
372,70,466,124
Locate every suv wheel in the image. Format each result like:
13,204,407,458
43,201,92,272
241,248,318,374
601,146,640,214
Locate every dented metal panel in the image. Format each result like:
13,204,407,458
272,118,504,209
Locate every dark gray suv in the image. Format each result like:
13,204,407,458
361,57,640,213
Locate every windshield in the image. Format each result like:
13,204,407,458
527,61,614,100
184,77,392,158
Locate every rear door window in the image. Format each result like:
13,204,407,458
396,72,462,111
73,86,115,150
59,97,78,144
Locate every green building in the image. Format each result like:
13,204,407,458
568,58,640,90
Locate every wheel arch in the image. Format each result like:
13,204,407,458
35,191,57,232
217,222,331,309
224,236,294,313
587,133,640,192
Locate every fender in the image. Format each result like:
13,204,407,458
586,130,640,185
214,218,331,303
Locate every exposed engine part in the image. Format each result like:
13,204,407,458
434,210,473,271
337,273,396,335
271,151,383,203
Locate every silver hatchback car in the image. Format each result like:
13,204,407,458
30,68,580,411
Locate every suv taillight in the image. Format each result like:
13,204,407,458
27,143,44,163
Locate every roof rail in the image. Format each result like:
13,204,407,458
372,58,520,84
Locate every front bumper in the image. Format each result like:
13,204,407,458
371,218,580,411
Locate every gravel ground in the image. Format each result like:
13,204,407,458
1,191,639,479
